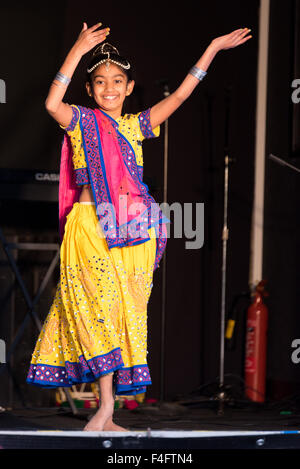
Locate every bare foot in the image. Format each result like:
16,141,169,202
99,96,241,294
103,417,129,432
83,400,114,431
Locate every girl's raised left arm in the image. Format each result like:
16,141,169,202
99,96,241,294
150,28,252,129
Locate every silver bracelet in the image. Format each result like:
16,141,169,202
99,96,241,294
54,71,71,86
52,81,67,89
189,65,207,81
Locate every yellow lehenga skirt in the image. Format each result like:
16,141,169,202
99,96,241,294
26,201,157,395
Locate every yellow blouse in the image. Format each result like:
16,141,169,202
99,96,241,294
61,104,159,185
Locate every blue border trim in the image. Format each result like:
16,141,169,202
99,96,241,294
138,109,157,139
63,105,80,132
92,109,118,229
75,167,89,185
79,110,117,235
27,347,152,395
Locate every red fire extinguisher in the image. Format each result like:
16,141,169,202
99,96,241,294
245,280,268,403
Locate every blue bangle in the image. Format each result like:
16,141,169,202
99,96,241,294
189,66,207,81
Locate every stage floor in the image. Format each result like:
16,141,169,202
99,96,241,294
2,400,300,432
1,400,300,449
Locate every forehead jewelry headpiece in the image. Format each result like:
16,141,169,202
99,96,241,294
87,42,131,73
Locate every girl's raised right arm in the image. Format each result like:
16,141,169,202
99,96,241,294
45,22,109,128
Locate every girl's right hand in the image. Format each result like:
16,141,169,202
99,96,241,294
73,22,110,56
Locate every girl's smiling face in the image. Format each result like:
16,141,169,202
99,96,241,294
86,62,135,118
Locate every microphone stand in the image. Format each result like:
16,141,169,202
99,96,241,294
214,86,234,416
269,153,300,174
160,81,170,403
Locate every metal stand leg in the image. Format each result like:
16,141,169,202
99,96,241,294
160,83,170,404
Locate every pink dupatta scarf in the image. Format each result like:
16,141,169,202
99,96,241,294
58,134,81,242
93,109,146,233
59,108,148,244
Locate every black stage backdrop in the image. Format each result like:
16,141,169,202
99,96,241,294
4,0,297,406
264,0,300,399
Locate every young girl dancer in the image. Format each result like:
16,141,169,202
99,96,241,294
26,22,251,431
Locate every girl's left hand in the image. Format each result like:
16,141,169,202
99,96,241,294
211,28,252,52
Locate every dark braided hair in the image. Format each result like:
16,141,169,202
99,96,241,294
86,43,134,85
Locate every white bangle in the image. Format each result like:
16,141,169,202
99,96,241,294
189,66,207,81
